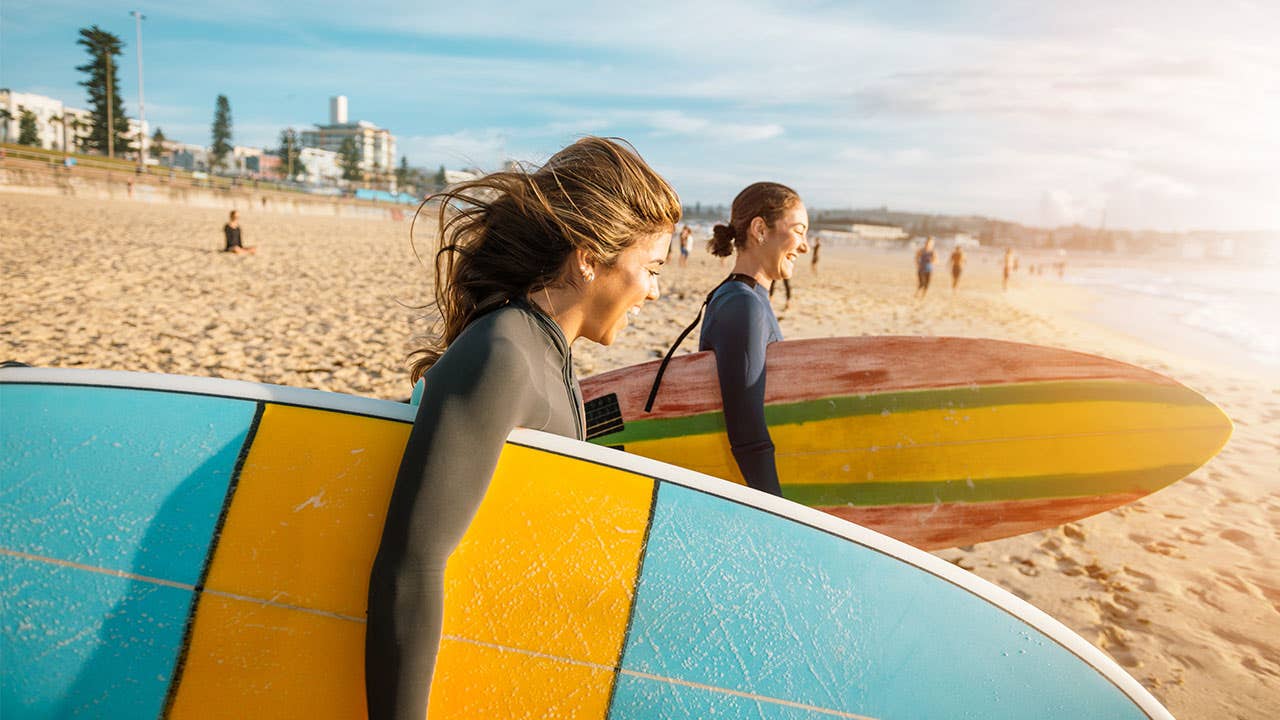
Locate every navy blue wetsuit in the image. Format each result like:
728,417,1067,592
698,279,784,496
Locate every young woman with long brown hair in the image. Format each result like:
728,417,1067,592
365,137,681,719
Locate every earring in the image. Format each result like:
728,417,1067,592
582,266,595,282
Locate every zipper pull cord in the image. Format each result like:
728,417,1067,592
643,274,756,413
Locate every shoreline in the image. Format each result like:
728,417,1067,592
3,193,1277,718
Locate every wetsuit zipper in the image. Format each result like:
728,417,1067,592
564,345,584,441
519,299,585,441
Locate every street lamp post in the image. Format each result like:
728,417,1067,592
131,11,147,171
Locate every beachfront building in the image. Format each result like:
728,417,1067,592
300,95,396,182
169,143,210,172
229,146,267,177
850,223,909,243
0,89,94,153
299,147,342,184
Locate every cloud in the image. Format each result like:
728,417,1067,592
398,130,509,169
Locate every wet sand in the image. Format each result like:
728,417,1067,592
3,191,1277,718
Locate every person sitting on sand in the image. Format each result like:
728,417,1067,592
698,182,808,497
222,210,256,254
365,137,679,720
949,243,966,292
914,236,936,298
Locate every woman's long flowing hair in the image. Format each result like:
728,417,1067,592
408,137,681,381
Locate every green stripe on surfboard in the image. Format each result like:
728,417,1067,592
594,380,1210,445
780,464,1200,507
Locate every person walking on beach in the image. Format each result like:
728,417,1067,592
810,234,821,274
678,224,693,267
222,210,256,254
949,243,966,292
1003,247,1016,291
365,137,680,720
769,277,791,312
698,182,808,497
914,236,936,298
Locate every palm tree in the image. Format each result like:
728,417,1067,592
48,114,65,152
67,116,85,153
0,108,12,144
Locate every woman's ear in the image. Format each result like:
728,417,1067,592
576,248,596,284
749,216,767,244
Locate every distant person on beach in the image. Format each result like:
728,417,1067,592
769,277,792,312
810,234,821,273
679,224,693,267
222,210,256,254
914,236,936,298
697,181,808,497
1003,247,1016,291
949,244,966,292
365,137,680,720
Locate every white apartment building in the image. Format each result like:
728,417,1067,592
300,96,396,175
0,89,98,153
299,146,342,184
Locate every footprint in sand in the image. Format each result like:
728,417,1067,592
1218,528,1257,551
1174,526,1206,545
1122,566,1159,593
1010,556,1040,577
1142,540,1183,558
1061,523,1087,542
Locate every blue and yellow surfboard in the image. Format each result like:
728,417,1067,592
2,368,1173,718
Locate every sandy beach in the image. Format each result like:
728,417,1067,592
2,191,1277,718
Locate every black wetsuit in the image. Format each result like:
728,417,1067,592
698,278,784,496
223,224,243,251
365,300,584,720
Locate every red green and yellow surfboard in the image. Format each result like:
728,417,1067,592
582,336,1232,549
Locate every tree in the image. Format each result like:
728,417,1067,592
67,116,85,152
76,25,132,156
150,127,167,159
433,164,447,191
48,114,65,151
18,108,41,146
210,95,233,172
395,155,410,188
275,128,306,180
0,108,12,143
338,137,362,181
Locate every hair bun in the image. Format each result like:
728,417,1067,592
714,223,735,239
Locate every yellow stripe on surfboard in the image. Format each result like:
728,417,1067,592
170,405,656,719
622,401,1228,487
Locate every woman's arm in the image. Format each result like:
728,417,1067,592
705,294,782,496
366,331,542,719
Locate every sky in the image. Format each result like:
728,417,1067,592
2,0,1277,232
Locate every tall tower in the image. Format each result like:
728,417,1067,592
330,95,348,125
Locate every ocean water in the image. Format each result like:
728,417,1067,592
1064,263,1280,380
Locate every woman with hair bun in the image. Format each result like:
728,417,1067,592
366,137,681,719
700,182,809,496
